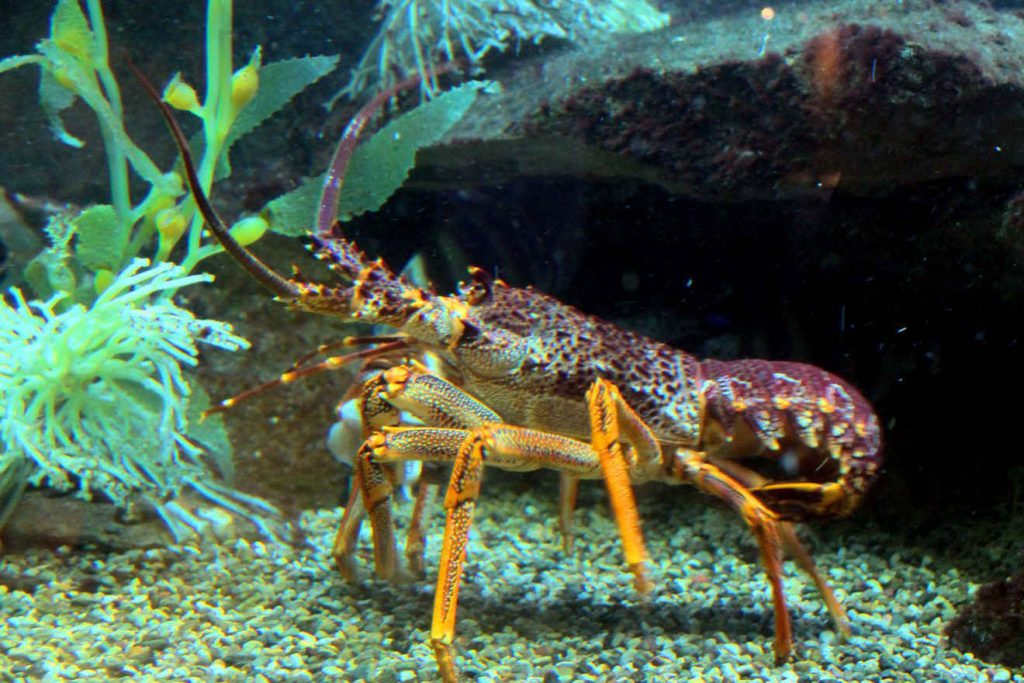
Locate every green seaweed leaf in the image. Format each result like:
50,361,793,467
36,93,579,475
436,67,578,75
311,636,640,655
340,80,490,218
210,54,340,179
36,40,163,183
262,174,321,236
265,80,492,235
0,54,44,75
49,0,95,60
23,214,76,299
227,54,340,150
38,65,85,148
73,204,125,271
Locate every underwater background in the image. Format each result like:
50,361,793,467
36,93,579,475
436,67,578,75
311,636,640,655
1,1,1024,681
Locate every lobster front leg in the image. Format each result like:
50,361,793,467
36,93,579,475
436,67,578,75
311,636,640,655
363,424,601,683
332,369,412,579
432,428,487,683
337,365,591,584
354,442,402,580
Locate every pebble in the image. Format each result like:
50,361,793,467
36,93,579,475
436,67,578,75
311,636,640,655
0,484,1016,683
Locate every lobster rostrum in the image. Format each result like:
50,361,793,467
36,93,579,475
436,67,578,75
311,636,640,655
140,67,882,682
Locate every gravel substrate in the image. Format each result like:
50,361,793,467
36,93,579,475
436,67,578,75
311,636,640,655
0,483,1020,683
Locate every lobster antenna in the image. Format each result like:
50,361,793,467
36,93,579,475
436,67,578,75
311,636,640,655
316,62,460,237
129,60,300,299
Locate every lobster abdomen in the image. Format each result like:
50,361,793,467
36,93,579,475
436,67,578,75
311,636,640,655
700,358,882,518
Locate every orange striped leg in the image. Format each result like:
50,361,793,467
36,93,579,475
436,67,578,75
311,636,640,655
586,378,663,594
355,442,400,581
715,459,851,637
331,372,403,578
431,430,487,683
752,480,851,518
779,524,851,639
677,452,793,664
332,473,366,580
363,424,601,683
203,340,409,416
363,365,506,578
377,365,501,429
403,473,436,581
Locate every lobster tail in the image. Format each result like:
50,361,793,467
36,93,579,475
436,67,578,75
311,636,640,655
700,359,883,520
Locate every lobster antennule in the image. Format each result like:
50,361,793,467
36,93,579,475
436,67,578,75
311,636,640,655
129,60,301,299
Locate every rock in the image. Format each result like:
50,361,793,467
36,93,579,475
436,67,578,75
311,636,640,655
1,492,172,552
946,572,1024,667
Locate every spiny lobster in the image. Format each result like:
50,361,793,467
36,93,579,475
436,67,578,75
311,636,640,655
138,67,882,682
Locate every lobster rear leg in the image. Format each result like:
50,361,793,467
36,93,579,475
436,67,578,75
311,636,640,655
778,522,851,639
752,481,849,519
674,451,794,664
715,459,852,638
588,377,805,664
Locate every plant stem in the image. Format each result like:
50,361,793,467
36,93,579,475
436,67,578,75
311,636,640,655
186,0,233,267
86,0,131,262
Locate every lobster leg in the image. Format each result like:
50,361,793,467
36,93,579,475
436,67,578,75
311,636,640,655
354,442,402,580
332,365,508,582
675,451,794,664
431,429,486,683
778,523,851,639
368,365,581,560
714,459,851,638
361,423,600,683
332,371,403,577
332,474,366,580
585,378,663,594
337,366,583,584
404,464,447,576
752,480,851,519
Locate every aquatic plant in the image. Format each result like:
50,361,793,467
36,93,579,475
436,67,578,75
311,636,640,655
0,0,339,541
0,258,285,541
0,0,495,542
329,0,670,105
265,78,496,234
0,0,339,299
